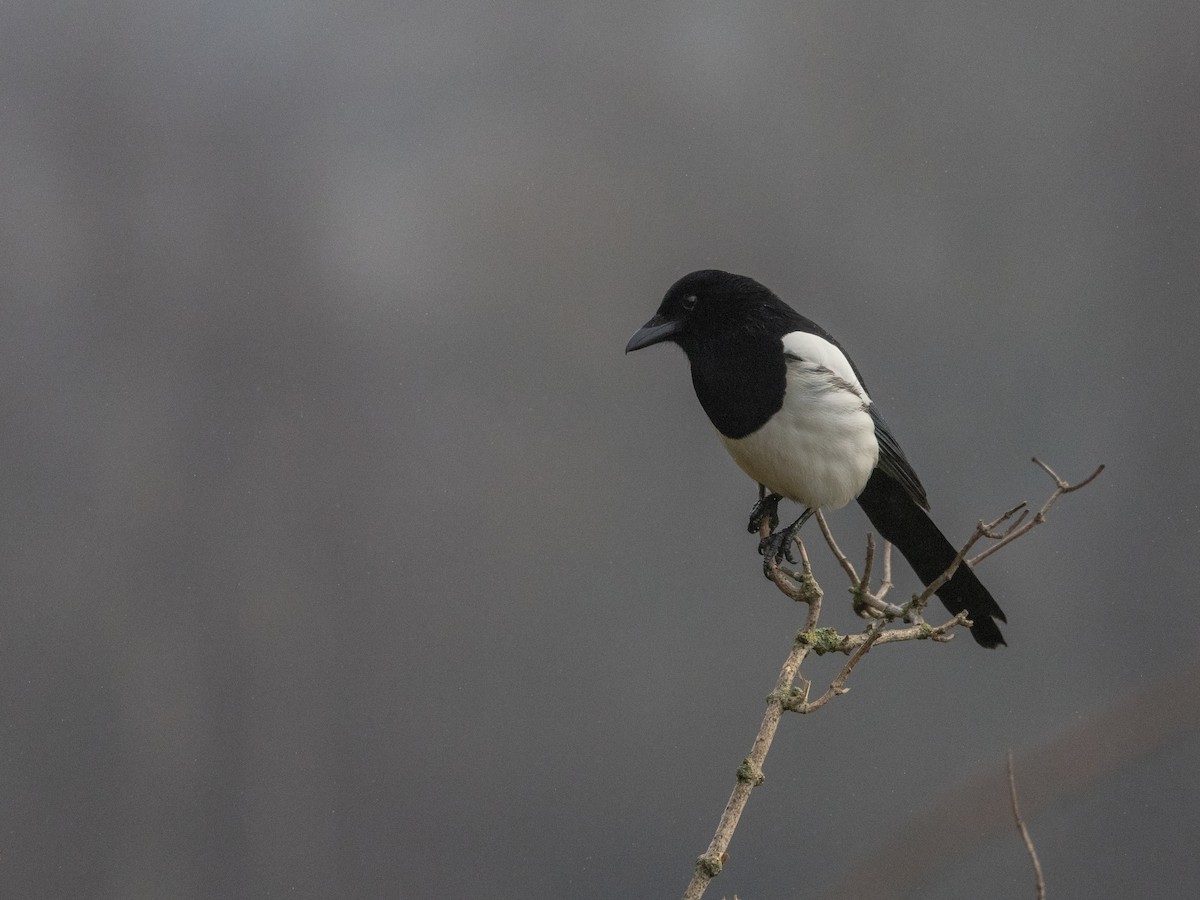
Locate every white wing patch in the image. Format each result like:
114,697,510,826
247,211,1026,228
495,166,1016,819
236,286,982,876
718,330,879,509
780,331,871,403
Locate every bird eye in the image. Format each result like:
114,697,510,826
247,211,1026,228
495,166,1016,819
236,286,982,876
681,294,698,311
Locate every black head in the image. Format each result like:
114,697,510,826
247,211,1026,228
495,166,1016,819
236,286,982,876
625,269,786,355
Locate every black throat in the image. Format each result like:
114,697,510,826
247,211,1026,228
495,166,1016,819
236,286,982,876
686,332,787,440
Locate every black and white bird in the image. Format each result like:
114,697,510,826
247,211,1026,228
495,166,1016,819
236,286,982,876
625,269,1006,648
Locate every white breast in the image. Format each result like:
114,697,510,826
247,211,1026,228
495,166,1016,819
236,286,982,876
718,331,879,509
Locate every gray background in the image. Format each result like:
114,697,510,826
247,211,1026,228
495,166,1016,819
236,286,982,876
3,1,1198,898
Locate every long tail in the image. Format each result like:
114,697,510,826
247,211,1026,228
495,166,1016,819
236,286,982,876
856,469,1007,648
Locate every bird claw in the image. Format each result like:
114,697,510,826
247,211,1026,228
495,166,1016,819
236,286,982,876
758,524,801,576
747,492,783,534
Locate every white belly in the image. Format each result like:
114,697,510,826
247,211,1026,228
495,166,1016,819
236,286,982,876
718,359,879,509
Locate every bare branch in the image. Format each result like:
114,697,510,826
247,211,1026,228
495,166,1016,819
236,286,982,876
851,532,906,620
815,509,859,583
784,622,887,713
876,542,894,602
912,501,1027,612
815,512,906,621
860,532,876,600
969,460,1106,567
981,506,1029,539
842,613,968,648
683,458,1100,898
1008,752,1046,900
681,554,822,900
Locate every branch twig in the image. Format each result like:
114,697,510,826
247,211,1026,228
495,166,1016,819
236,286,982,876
910,501,1027,612
1008,751,1046,900
783,621,887,713
970,459,1106,567
815,509,859,583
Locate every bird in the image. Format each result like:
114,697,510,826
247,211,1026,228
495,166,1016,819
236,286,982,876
625,269,1006,648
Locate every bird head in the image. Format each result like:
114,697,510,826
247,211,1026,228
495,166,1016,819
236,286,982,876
625,269,779,354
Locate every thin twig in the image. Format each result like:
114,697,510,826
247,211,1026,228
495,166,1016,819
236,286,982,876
827,656,1200,899
981,507,1029,539
970,460,1105,567
860,532,875,599
913,501,1027,609
1008,752,1046,900
876,542,893,602
851,532,897,619
816,509,859,582
817,512,905,620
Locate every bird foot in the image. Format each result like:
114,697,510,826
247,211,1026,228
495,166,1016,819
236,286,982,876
758,521,802,577
747,492,783,534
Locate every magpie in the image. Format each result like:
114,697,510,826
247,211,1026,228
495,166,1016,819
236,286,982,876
625,269,1006,648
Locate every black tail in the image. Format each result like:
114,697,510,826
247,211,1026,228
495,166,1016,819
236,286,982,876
856,469,1007,648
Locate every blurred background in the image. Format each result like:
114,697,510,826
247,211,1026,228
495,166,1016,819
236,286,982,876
3,1,1198,897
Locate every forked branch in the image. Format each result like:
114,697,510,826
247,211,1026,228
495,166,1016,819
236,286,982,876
969,458,1106,567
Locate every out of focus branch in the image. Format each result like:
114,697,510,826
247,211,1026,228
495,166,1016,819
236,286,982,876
1008,751,1046,900
826,656,1200,900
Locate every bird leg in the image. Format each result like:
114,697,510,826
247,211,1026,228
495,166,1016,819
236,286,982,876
758,507,815,577
747,491,784,534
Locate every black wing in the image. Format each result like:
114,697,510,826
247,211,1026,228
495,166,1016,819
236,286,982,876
869,405,930,511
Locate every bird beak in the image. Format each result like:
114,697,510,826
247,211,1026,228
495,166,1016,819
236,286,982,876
625,314,682,353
